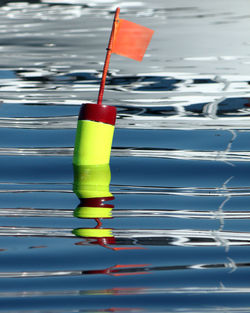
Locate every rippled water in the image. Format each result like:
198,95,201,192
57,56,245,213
1,0,250,312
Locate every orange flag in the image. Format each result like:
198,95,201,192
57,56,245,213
112,19,154,62
97,8,154,105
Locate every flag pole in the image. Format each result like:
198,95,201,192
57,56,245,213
97,7,120,105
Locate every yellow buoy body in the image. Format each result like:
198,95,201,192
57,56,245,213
74,206,113,219
73,228,113,238
73,164,112,199
73,120,115,166
73,103,116,166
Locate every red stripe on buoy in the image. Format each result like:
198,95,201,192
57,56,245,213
78,103,116,125
79,196,115,208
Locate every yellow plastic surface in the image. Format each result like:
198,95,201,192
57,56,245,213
73,120,115,166
72,228,113,238
74,206,113,219
73,164,113,199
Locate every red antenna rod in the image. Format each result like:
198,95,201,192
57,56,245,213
97,7,120,105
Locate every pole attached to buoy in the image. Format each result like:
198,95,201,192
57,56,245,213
97,7,120,106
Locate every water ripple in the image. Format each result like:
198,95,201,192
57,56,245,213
0,259,249,278
2,113,250,130
1,147,250,163
0,226,249,247
1,183,250,197
1,207,250,220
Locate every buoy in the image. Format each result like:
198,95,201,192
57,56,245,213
73,103,116,166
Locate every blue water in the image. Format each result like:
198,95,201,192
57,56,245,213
1,0,250,312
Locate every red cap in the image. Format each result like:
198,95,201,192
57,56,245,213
78,103,116,126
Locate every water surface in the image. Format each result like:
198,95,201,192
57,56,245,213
1,0,250,312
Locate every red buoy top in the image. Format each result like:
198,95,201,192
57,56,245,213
78,103,116,126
